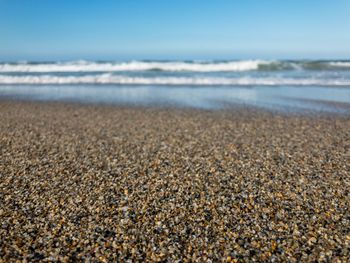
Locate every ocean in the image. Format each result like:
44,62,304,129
1,59,350,113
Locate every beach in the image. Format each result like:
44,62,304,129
0,101,349,261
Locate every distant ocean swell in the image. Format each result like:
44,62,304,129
1,60,350,73
1,74,350,86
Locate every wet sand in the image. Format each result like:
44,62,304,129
0,101,349,261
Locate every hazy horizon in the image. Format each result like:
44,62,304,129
2,55,350,63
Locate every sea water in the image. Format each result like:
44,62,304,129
0,60,350,113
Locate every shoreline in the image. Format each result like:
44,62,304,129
1,100,349,261
1,83,350,115
0,96,350,117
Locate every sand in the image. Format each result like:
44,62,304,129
0,101,349,261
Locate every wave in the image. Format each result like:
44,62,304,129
1,74,349,86
0,60,267,73
1,60,350,73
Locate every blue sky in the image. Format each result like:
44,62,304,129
0,0,349,61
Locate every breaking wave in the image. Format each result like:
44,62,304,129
0,60,267,73
1,74,350,86
1,60,350,73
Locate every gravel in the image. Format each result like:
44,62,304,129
0,101,349,262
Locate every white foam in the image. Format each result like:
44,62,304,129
0,60,267,72
328,61,350,67
1,74,349,86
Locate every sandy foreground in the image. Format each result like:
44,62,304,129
0,101,349,262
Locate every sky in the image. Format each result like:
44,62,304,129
0,0,350,61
